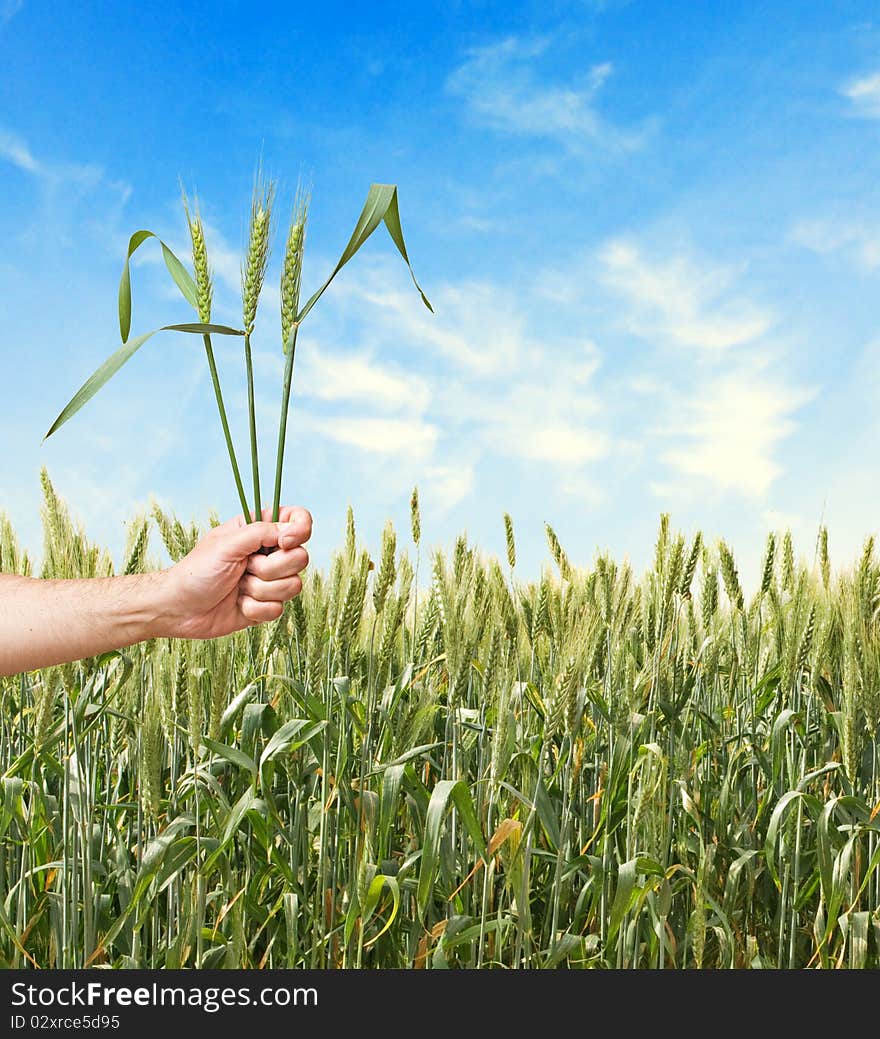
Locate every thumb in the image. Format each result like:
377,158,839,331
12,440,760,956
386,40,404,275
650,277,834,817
218,521,282,560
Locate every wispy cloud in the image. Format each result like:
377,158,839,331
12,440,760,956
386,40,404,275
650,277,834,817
791,216,880,270
0,127,38,172
298,350,431,414
596,236,811,499
0,0,23,27
303,415,439,462
598,239,773,352
654,360,815,499
357,278,524,375
446,36,649,152
841,71,880,117
0,124,130,246
422,464,475,511
443,341,607,468
274,254,610,511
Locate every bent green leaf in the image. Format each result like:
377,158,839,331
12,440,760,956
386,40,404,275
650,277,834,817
118,231,198,342
416,779,487,920
295,183,432,328
44,323,245,440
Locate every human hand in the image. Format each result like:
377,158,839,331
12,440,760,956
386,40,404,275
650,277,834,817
157,505,312,639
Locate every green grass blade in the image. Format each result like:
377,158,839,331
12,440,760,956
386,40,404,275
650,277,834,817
160,244,198,311
417,779,486,920
381,187,433,312
259,719,327,770
764,790,818,890
43,324,245,440
219,683,260,737
118,231,198,342
296,184,431,324
164,323,245,336
608,857,639,944
362,875,401,947
44,329,157,440
200,737,258,780
118,231,153,343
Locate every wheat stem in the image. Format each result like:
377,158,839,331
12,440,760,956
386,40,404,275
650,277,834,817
203,334,250,518
272,325,299,523
244,333,261,522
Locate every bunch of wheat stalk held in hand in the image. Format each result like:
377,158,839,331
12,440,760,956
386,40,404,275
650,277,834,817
44,176,432,525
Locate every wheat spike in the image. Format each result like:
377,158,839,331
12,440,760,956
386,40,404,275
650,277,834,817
183,193,213,324
782,530,795,592
242,177,274,335
372,521,397,614
760,532,776,597
140,686,166,821
545,522,572,581
818,526,830,592
679,532,702,598
503,512,516,570
122,516,149,575
280,187,309,351
410,487,421,546
718,540,744,611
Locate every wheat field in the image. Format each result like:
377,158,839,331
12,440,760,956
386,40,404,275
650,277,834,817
1,471,879,969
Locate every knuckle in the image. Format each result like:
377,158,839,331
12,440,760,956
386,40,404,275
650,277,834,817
244,576,268,601
297,509,313,534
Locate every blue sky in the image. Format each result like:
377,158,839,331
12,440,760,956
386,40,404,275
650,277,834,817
2,1,880,584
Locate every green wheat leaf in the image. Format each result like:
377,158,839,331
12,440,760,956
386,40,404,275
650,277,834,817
44,323,245,440
295,183,432,328
118,231,198,342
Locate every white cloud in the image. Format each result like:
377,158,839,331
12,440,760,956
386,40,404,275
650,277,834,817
446,36,648,152
0,127,38,171
298,350,431,414
598,239,773,352
462,349,607,468
121,208,811,524
654,362,815,499
592,234,811,499
423,464,475,511
272,254,610,509
0,125,131,248
0,125,105,194
355,277,522,375
841,71,880,117
304,415,439,462
791,217,880,270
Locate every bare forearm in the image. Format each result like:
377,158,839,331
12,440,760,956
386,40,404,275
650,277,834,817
0,507,311,676
0,572,175,676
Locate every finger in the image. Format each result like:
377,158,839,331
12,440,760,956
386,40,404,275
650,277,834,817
256,504,300,525
237,594,284,625
214,505,310,535
246,546,309,580
219,521,284,559
239,573,303,603
278,507,312,549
